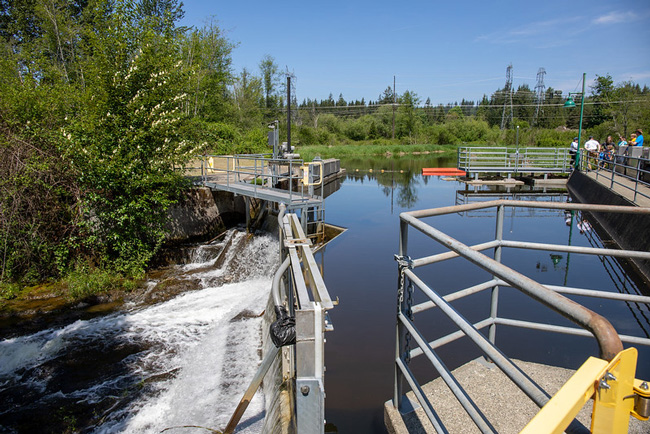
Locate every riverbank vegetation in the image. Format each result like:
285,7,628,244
1,0,649,297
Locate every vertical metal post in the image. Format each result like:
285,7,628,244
634,158,641,202
394,220,409,409
489,204,505,345
576,73,586,170
287,76,291,150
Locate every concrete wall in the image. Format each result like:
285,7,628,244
567,171,650,281
164,187,246,243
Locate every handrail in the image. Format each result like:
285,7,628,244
458,147,572,176
393,200,650,433
583,149,650,202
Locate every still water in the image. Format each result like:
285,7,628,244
322,155,650,433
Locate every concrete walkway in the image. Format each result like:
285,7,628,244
584,169,650,208
384,358,648,433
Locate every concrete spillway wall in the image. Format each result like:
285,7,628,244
164,187,246,243
567,171,650,282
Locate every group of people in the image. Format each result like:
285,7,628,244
569,129,645,171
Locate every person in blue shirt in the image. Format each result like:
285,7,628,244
635,129,644,146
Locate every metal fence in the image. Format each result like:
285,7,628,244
393,200,650,433
579,146,650,202
458,147,572,178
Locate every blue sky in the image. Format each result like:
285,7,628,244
180,0,650,106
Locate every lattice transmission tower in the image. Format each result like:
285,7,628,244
533,67,546,126
500,64,514,130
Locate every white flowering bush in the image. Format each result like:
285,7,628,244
63,1,195,274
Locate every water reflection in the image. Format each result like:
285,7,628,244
323,155,650,434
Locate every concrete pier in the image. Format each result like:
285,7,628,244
384,358,647,433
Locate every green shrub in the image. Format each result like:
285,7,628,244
63,267,123,300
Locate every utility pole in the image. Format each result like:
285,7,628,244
392,75,396,139
500,64,513,130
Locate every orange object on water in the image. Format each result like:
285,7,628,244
421,168,466,176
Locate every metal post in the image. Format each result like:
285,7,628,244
287,76,292,152
394,220,409,410
489,204,505,345
576,73,586,170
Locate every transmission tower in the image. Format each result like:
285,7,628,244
500,64,514,130
533,67,546,126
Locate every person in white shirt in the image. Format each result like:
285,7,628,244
584,136,600,171
569,137,579,168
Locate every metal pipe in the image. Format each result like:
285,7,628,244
401,213,624,361
395,358,449,434
499,240,650,260
405,199,650,220
489,204,505,344
409,318,493,358
272,257,291,308
405,269,551,407
400,313,496,433
495,280,650,304
411,279,498,314
494,318,650,347
412,240,499,268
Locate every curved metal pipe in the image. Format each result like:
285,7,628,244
272,203,289,307
401,212,624,361
272,257,290,308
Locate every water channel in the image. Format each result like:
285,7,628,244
1,154,649,433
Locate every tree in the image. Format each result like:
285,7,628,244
181,19,235,120
259,54,280,110
396,89,421,139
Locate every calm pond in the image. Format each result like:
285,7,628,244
322,155,650,433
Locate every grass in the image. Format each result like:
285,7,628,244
298,142,457,160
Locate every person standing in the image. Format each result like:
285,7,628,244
635,129,644,147
569,137,579,168
584,136,600,171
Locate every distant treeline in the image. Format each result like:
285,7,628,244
1,0,648,287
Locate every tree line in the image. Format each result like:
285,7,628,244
1,0,648,288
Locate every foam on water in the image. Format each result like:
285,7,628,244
0,229,279,433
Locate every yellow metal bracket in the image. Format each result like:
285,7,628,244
521,348,649,433
302,161,324,186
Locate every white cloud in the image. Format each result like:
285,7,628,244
593,11,636,25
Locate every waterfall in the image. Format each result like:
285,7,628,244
0,229,279,433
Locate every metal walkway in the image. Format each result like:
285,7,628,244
192,154,326,236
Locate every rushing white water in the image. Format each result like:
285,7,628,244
0,229,279,433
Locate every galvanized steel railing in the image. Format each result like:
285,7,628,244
224,205,334,434
458,147,572,178
393,200,650,433
580,146,650,202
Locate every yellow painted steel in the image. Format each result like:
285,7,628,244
520,357,607,434
521,348,647,434
591,348,638,432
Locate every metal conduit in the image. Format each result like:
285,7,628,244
401,212,624,361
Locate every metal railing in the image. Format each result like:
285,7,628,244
275,205,334,433
393,200,650,433
223,205,335,434
579,146,650,202
458,147,572,178
200,154,322,205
